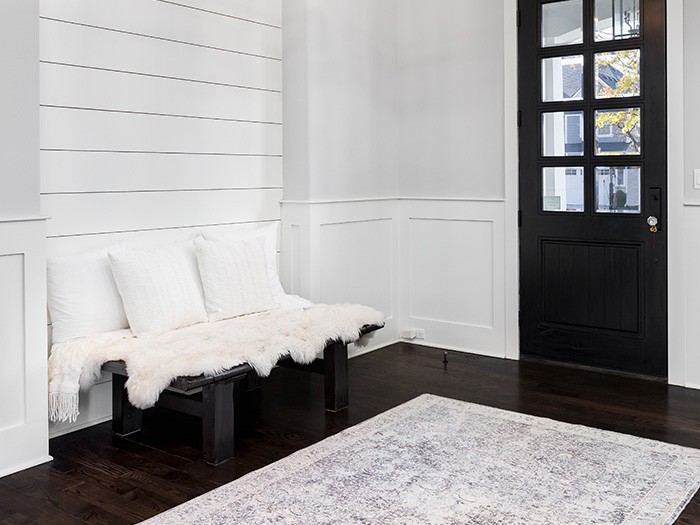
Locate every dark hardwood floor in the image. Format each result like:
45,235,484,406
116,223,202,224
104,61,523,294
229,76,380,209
3,343,700,524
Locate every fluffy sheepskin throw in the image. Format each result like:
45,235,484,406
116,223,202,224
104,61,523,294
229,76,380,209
48,303,384,423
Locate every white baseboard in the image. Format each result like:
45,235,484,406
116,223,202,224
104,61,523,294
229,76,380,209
398,338,508,360
49,415,113,439
0,455,53,479
349,338,400,359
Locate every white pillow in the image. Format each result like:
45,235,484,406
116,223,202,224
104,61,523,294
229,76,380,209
194,237,274,321
201,223,285,299
47,246,129,343
108,240,207,337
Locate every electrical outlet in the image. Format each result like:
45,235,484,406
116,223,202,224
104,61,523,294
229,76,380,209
401,329,416,340
401,329,426,340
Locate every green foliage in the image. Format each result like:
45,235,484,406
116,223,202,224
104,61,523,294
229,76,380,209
594,50,641,152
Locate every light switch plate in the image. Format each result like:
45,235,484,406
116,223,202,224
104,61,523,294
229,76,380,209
695,169,700,189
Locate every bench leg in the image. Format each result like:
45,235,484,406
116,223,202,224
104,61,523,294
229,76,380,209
112,374,142,436
241,371,262,423
202,378,236,465
324,341,349,412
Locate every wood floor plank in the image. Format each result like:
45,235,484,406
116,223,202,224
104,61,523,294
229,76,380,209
2,343,700,523
0,481,86,525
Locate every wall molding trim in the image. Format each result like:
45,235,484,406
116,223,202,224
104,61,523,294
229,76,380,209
0,219,51,477
282,197,507,205
667,0,685,386
399,197,506,203
0,216,50,224
282,197,398,205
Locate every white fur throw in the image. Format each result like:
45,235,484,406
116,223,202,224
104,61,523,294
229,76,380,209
48,303,385,423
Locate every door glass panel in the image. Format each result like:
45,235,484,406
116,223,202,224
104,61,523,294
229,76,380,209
595,0,641,42
595,108,641,155
595,49,640,99
595,166,641,213
542,0,583,47
543,111,584,157
542,167,585,212
542,55,584,102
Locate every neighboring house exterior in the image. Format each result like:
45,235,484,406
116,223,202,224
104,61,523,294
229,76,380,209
543,57,640,214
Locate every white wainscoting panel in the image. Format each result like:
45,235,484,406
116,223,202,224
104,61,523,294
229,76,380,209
400,199,506,357
284,198,507,358
408,218,494,328
0,220,51,477
42,0,282,437
319,219,393,316
0,254,27,432
282,200,400,355
681,205,700,389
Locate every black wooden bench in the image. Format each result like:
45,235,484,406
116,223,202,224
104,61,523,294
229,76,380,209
103,324,382,465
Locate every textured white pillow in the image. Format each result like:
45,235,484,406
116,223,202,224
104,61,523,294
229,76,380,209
108,240,207,337
194,237,274,321
201,223,285,299
47,246,129,343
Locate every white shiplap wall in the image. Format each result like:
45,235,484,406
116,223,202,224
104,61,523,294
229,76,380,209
41,0,282,436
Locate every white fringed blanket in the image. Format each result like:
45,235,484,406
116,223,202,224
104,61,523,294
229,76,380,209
48,303,384,423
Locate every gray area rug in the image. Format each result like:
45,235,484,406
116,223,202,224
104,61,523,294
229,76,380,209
142,394,700,524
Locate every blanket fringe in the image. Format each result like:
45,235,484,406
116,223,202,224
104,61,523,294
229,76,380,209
49,392,80,423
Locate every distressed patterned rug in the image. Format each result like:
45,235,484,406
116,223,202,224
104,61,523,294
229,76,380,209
142,394,700,524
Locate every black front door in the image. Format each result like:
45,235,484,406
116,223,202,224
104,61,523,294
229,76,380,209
518,0,667,377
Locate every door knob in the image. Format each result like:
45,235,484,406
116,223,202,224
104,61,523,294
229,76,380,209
647,216,658,233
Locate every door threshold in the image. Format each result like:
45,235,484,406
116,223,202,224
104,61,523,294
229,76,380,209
520,355,667,383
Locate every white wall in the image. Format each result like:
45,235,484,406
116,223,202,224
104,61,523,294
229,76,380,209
683,0,700,205
396,0,517,358
398,0,505,200
282,0,400,353
282,0,518,358
670,0,700,388
42,0,284,436
0,1,51,478
0,2,41,219
283,0,398,201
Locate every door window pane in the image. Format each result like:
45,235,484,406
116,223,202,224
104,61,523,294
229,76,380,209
595,108,641,155
543,111,584,157
542,0,583,47
595,0,641,42
542,167,584,212
542,55,584,102
595,166,641,213
595,49,640,99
